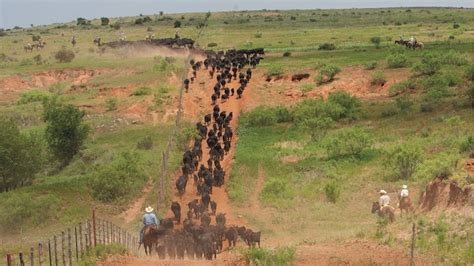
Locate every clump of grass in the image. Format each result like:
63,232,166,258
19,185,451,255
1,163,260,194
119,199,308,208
105,97,117,111
79,244,127,265
282,51,291,57
208,42,218,47
240,246,295,265
371,71,386,86
315,64,341,84
266,64,284,77
131,87,151,96
17,90,50,104
363,61,377,70
388,80,416,97
318,43,336,50
300,83,314,93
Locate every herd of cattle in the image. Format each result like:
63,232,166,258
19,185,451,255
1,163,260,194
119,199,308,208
101,37,195,49
142,47,265,260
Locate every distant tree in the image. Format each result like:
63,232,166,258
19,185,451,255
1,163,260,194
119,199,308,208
76,17,87,25
174,20,182,28
42,98,89,165
370,36,381,48
143,16,152,23
54,48,75,63
135,18,144,25
0,117,44,192
32,35,41,42
100,17,110,26
159,11,164,16
206,11,212,19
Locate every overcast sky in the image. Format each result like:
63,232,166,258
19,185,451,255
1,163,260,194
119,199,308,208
1,0,473,29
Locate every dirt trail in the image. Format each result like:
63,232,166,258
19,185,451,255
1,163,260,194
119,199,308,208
118,180,153,224
248,165,266,212
165,67,251,228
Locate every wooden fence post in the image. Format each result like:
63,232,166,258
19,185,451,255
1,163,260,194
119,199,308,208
53,236,58,266
19,252,25,266
67,228,72,266
48,239,52,266
92,210,97,247
7,254,12,266
38,243,43,266
102,220,106,244
79,223,83,257
61,231,65,266
410,222,416,266
30,247,34,266
87,220,92,248
74,226,79,262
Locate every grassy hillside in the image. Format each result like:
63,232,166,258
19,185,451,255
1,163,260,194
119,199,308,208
0,6,473,263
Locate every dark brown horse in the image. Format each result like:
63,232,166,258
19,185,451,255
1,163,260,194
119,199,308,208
141,225,168,255
371,202,395,222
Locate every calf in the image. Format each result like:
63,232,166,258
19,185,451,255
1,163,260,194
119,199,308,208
171,201,181,224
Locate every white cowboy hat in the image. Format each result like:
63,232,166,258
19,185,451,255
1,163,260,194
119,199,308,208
145,206,154,213
379,190,387,194
402,185,408,189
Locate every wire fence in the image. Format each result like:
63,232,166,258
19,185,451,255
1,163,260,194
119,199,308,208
156,15,210,211
3,210,138,266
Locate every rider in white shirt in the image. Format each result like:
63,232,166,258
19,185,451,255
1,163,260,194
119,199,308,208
400,185,409,198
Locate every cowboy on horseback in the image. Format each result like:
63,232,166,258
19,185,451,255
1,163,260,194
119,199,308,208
400,185,409,198
410,36,417,46
399,36,405,43
139,206,159,245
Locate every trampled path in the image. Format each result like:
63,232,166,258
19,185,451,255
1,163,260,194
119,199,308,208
165,66,251,229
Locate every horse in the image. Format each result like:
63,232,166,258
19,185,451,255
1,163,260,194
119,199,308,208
371,202,395,222
394,40,409,46
407,41,423,50
398,195,413,216
24,43,33,52
142,225,158,255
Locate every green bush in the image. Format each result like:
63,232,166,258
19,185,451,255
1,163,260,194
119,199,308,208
412,52,441,76
324,180,341,203
176,125,199,151
395,95,414,114
241,106,292,127
441,50,469,66
413,152,459,181
292,100,342,124
459,135,474,154
327,91,361,120
266,64,284,77
17,90,50,104
443,72,461,87
465,65,474,81
371,71,386,86
301,116,334,141
241,246,295,265
134,18,143,25
282,51,291,57
453,22,460,29
105,97,117,111
136,136,153,150
174,20,182,28
131,87,151,96
0,118,45,192
384,144,423,180
54,48,75,63
318,43,336,50
100,17,110,26
207,42,218,47
363,61,377,70
387,53,408,68
323,127,373,159
42,98,89,165
89,151,146,202
370,36,381,48
254,33,262,38
388,80,416,97
316,64,341,84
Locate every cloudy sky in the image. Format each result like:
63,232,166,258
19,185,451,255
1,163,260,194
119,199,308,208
1,0,472,28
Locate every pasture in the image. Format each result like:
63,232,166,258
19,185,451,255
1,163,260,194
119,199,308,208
0,6,473,264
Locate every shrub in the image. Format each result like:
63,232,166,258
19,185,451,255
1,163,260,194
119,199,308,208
207,42,218,47
54,48,75,63
174,20,182,28
453,22,460,29
384,144,422,180
76,17,87,25
273,106,292,123
89,152,146,202
254,33,262,38
176,126,198,151
0,118,45,192
388,80,416,97
290,16,296,20
131,87,151,96
371,71,386,86
381,106,398,117
241,106,277,127
136,136,153,150
17,90,49,104
0,193,58,228
459,135,474,154
32,35,41,42
363,61,377,70
33,54,43,64
266,64,284,77
324,180,341,203
441,50,469,66
112,22,121,30
100,17,110,26
413,52,441,76
395,95,414,114
318,43,336,50
413,152,459,181
241,246,295,265
316,64,341,84
465,65,474,81
387,53,408,68
42,98,89,165
105,97,117,111
327,91,361,120
282,51,291,57
370,36,381,48
323,127,373,159
443,72,461,87
142,16,152,23
135,18,143,25
302,117,334,141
